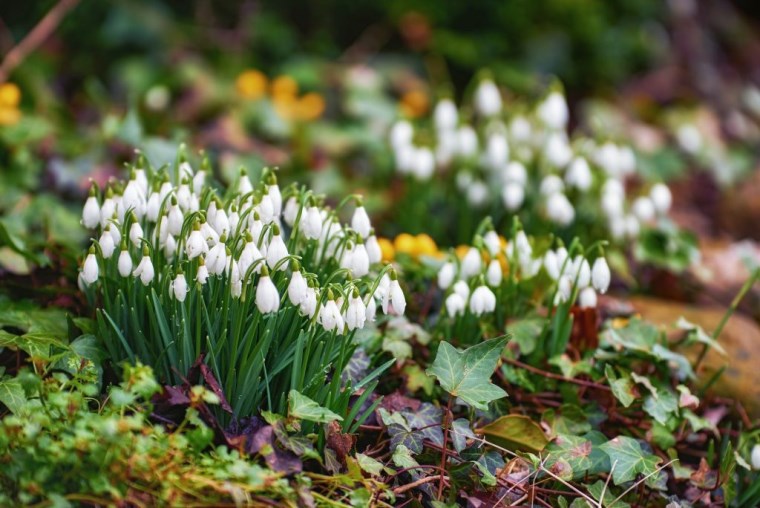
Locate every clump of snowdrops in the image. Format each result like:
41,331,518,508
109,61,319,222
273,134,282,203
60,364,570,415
389,74,673,244
79,152,405,422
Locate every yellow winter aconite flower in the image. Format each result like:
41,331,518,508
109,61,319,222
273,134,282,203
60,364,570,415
296,92,325,121
400,89,429,118
0,82,22,126
377,237,395,262
273,93,298,121
271,75,298,99
394,233,441,259
236,70,268,100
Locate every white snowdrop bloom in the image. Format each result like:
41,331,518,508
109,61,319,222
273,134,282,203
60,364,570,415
300,286,318,318
171,272,188,302
99,196,116,228
287,270,309,306
573,256,591,288
268,184,282,216
176,181,192,211
469,285,496,316
467,180,489,207
434,98,458,132
751,445,760,470
345,294,367,331
351,206,372,239
625,214,640,238
544,250,560,280
98,229,115,259
601,191,624,218
302,206,323,240
212,207,230,236
591,257,611,294
438,261,456,289
382,274,406,316
186,224,207,259
179,161,193,179
540,175,564,196
158,180,172,201
133,168,149,197
366,234,382,264
122,180,146,218
515,231,531,258
394,143,416,174
435,129,457,166
502,183,525,211
676,124,702,154
544,133,572,168
565,157,592,191
196,258,209,285
456,172,473,191
133,252,155,285
192,169,205,195
230,260,242,298
579,287,597,308
129,221,144,247
457,125,478,157
228,207,240,233
596,142,621,177
156,216,170,246
486,132,509,170
602,178,625,198
117,248,132,277
163,234,177,261
412,147,435,180
167,202,183,236
486,259,502,287
556,246,569,271
283,197,299,226
145,192,161,222
474,79,502,117
453,280,470,300
557,275,572,303
238,171,254,196
206,200,219,229
650,183,672,215
201,219,219,246
445,293,466,317
632,196,656,223
509,116,532,143
266,228,289,270
206,239,227,276
107,222,121,245
522,258,543,279
461,247,482,279
349,243,370,277
390,120,414,150
249,213,264,244
239,236,263,277
319,297,344,331
618,146,636,175
546,192,575,226
255,272,280,314
609,215,626,240
502,161,527,185
537,91,569,131
82,194,100,229
364,295,377,322
82,249,99,285
483,231,501,256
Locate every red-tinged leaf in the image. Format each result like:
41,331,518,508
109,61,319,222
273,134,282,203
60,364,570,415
199,363,232,414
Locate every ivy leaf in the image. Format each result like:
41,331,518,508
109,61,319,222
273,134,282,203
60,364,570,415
586,480,631,508
477,414,549,453
545,434,593,478
356,453,385,476
642,388,678,425
451,418,476,453
507,317,545,355
605,366,636,408
599,436,662,486
288,390,342,424
426,337,508,410
0,377,26,414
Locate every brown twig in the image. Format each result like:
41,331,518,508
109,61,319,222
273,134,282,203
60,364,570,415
502,357,612,391
393,475,448,495
0,0,80,83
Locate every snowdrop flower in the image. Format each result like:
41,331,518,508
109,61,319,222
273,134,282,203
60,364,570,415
515,230,532,259
300,286,318,318
302,206,323,240
510,116,532,143
238,170,254,195
483,231,501,256
179,160,193,180
434,98,458,132
565,157,592,191
438,261,456,289
540,175,565,196
163,234,177,261
212,206,230,236
283,197,300,226
192,169,206,195
82,190,100,229
618,146,636,175
601,191,624,218
99,228,115,259
349,242,370,277
546,192,575,226
364,295,377,322
319,292,344,331
171,271,188,302
556,246,569,271
486,132,509,170
394,143,416,174
596,142,621,177
445,293,466,317
255,268,280,314
82,247,99,285
461,247,482,279
556,275,572,303
133,247,155,285
351,205,372,239
239,233,263,277
390,120,413,150
592,257,611,294
345,290,367,331
544,250,560,280
538,91,569,130
129,220,144,247
366,232,382,264
467,180,489,207
502,183,525,211
412,147,435,180
650,183,672,215
381,271,406,316
99,190,116,228
453,280,470,300
486,259,502,287
167,199,183,236
474,78,502,116
186,222,206,259
206,235,228,275
117,246,132,277
228,205,240,233
632,196,656,223
249,212,265,244
268,182,282,216
676,124,702,154
266,226,289,270
573,256,591,288
196,257,209,285
751,445,760,470
122,179,146,219
469,285,496,315
502,161,527,186
544,133,572,168
457,125,478,157
287,268,309,306
579,287,597,308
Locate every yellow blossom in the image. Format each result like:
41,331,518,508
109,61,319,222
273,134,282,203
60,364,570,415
377,237,395,263
296,92,325,121
0,83,21,126
236,70,268,100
